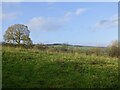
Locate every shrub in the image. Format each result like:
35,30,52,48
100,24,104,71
93,47,102,56
107,40,120,57
33,44,48,50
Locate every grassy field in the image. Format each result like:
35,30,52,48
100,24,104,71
2,46,119,88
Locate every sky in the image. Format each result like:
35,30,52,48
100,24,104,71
1,0,119,2
1,2,118,46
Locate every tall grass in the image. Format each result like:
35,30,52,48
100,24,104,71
2,45,118,88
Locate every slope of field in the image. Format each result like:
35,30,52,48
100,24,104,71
2,46,118,88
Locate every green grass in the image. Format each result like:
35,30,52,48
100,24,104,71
2,46,118,88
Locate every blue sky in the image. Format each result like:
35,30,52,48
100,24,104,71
1,2,118,46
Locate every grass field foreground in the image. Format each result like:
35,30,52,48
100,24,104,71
2,46,119,88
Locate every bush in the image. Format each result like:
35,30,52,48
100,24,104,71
93,47,102,56
33,44,48,50
85,49,94,55
107,40,120,57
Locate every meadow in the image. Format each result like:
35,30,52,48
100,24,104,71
2,45,119,88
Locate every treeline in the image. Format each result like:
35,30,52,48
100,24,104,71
2,41,120,58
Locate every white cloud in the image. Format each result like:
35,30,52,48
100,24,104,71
94,14,118,30
0,12,20,21
65,12,73,17
27,8,86,32
75,8,86,16
64,8,86,18
27,17,64,31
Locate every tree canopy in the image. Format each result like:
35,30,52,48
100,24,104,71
4,24,32,45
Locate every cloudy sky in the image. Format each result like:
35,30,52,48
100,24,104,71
1,2,118,46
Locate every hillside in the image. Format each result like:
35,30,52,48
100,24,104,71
2,46,118,88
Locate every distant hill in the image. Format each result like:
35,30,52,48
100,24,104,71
46,43,106,48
